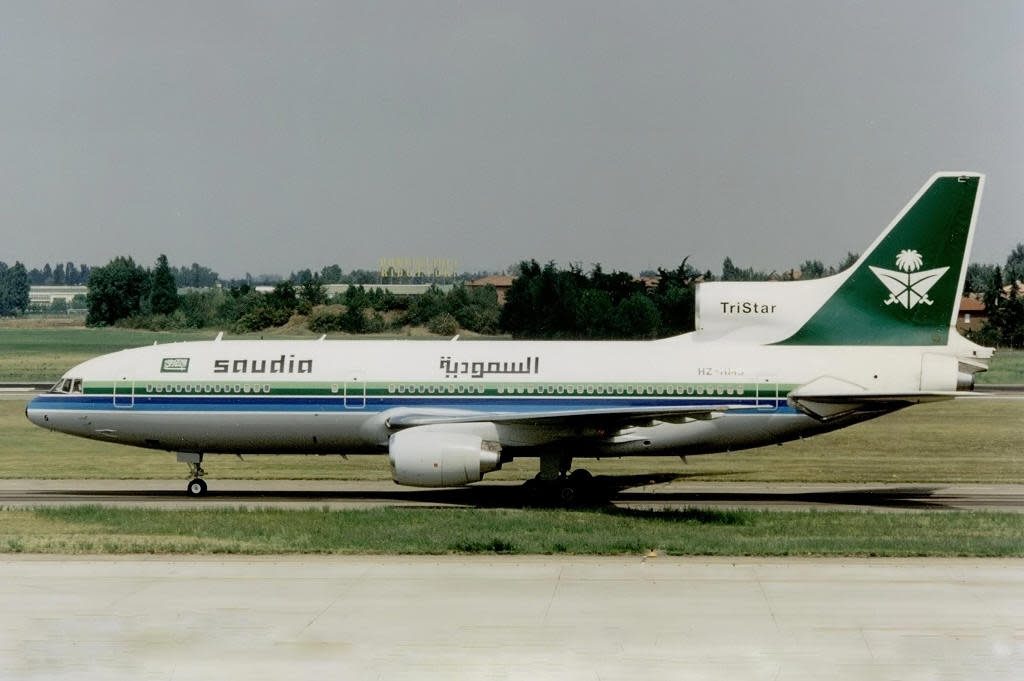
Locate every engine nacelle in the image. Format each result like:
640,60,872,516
388,428,502,487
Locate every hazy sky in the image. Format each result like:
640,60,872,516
2,1,1021,279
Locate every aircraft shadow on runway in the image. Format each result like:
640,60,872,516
31,475,957,512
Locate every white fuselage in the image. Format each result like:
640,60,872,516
25,333,955,460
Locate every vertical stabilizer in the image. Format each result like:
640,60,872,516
777,173,983,346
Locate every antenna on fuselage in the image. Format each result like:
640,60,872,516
214,332,224,342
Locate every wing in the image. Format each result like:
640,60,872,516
384,404,740,430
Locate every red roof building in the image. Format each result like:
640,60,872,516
957,295,987,332
467,275,516,304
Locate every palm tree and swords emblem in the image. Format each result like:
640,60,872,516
868,249,949,309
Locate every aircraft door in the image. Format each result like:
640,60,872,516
344,371,366,409
755,377,778,411
113,380,135,409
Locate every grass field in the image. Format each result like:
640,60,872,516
0,327,217,382
1,505,1020,556
1,327,1021,383
4,398,1022,483
981,348,1024,383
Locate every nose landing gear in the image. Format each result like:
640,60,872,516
177,452,208,497
187,477,208,497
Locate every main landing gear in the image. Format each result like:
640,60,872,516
177,452,208,497
523,454,596,505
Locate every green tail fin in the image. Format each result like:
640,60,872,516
777,173,983,346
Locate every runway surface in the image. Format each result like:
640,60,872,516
1,555,1021,681
2,479,1023,512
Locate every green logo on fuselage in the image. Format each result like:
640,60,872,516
161,358,190,373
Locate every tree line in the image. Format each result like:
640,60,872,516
964,243,1024,349
8,244,1023,349
501,260,698,339
25,262,92,286
82,255,502,336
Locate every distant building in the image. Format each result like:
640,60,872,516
29,286,88,305
254,283,452,296
467,275,516,304
957,295,987,332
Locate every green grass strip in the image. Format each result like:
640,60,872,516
2,506,1021,556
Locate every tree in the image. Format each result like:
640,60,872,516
339,285,368,333
651,259,698,335
149,254,180,315
575,289,615,338
298,275,328,310
835,252,859,273
721,257,769,281
964,263,996,295
798,260,826,280
982,266,1004,314
406,285,448,326
86,257,151,326
320,264,343,284
1005,243,1024,285
173,263,219,288
0,262,30,316
450,284,500,334
611,292,660,338
9,263,29,315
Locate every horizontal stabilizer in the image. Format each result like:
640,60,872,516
789,376,955,420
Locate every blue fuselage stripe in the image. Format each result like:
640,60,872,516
27,394,798,415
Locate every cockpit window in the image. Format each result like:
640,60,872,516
49,378,84,394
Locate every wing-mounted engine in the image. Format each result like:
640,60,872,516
388,427,502,487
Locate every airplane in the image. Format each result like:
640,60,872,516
26,172,993,501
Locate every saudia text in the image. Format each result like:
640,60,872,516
214,355,313,374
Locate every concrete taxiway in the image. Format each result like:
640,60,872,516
1,479,1023,512
1,555,1021,681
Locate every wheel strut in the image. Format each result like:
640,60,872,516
177,452,208,497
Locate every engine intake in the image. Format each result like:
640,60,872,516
388,428,502,487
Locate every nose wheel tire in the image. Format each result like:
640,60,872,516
187,478,208,497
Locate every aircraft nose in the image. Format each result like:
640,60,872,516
25,396,52,429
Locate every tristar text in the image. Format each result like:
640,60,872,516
720,302,777,314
